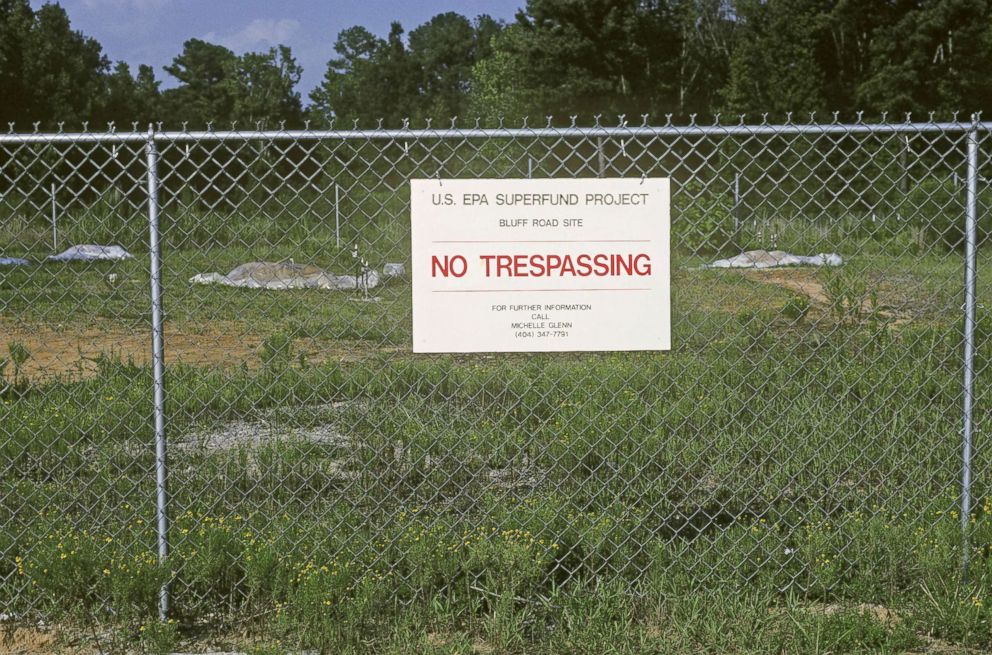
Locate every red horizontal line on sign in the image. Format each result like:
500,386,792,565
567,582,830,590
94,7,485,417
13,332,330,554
431,239,652,243
432,288,651,293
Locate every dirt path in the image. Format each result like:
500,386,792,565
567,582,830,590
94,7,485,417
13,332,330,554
0,320,401,382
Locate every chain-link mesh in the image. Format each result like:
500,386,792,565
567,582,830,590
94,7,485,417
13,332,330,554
0,118,987,624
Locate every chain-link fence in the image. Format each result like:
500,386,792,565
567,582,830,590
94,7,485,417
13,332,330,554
0,117,987,626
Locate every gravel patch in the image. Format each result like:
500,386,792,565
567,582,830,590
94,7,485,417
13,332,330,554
171,401,546,493
175,401,354,452
178,420,350,452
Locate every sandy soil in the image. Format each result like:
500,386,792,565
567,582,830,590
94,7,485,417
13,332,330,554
745,267,914,324
1,319,402,383
0,625,62,654
2,267,924,384
745,268,832,304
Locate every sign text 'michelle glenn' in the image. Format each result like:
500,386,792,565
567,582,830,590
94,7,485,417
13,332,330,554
411,177,671,353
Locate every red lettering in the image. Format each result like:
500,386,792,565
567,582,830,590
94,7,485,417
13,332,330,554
593,254,610,276
479,254,495,276
432,254,467,278
464,252,654,277
576,254,592,276
633,253,651,275
614,254,633,276
513,254,529,277
529,254,546,276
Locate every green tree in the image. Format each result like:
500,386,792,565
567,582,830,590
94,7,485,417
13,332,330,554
372,22,420,124
857,0,992,114
99,62,160,126
672,0,737,115
135,65,162,113
723,0,831,116
509,0,680,119
820,0,895,113
468,24,534,123
310,25,391,124
409,12,493,120
310,14,504,125
16,2,108,127
161,38,238,127
0,0,33,124
229,46,304,128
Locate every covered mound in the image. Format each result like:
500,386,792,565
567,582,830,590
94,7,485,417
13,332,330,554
190,261,380,290
47,244,133,262
705,249,842,269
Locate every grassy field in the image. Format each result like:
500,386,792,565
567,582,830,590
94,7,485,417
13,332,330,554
2,177,992,652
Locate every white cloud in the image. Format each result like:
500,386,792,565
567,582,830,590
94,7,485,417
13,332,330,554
80,0,172,10
203,18,301,53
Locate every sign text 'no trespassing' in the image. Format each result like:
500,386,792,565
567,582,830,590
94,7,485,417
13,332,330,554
411,178,671,353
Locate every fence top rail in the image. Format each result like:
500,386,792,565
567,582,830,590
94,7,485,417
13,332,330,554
0,120,990,144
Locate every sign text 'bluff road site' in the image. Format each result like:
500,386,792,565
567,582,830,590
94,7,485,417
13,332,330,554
411,178,671,353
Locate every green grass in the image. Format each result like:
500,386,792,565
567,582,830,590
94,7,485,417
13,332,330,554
3,187,992,651
2,289,990,651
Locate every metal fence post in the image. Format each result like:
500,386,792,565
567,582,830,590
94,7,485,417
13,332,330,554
597,137,605,177
146,125,170,619
962,114,979,577
733,172,741,251
50,181,58,252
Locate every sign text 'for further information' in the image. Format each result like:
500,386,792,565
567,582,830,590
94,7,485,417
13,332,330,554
410,178,671,353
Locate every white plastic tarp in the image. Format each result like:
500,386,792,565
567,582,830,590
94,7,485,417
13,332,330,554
704,249,842,269
47,245,133,262
190,261,380,291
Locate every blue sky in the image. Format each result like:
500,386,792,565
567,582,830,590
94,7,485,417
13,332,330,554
30,1,525,98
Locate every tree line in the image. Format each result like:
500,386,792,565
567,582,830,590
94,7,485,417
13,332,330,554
2,0,991,131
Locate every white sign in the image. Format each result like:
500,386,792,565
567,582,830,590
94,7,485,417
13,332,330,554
410,178,670,353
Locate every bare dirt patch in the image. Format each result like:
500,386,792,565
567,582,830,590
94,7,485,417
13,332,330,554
805,601,901,626
0,625,77,655
745,268,915,325
745,268,831,305
1,320,403,382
